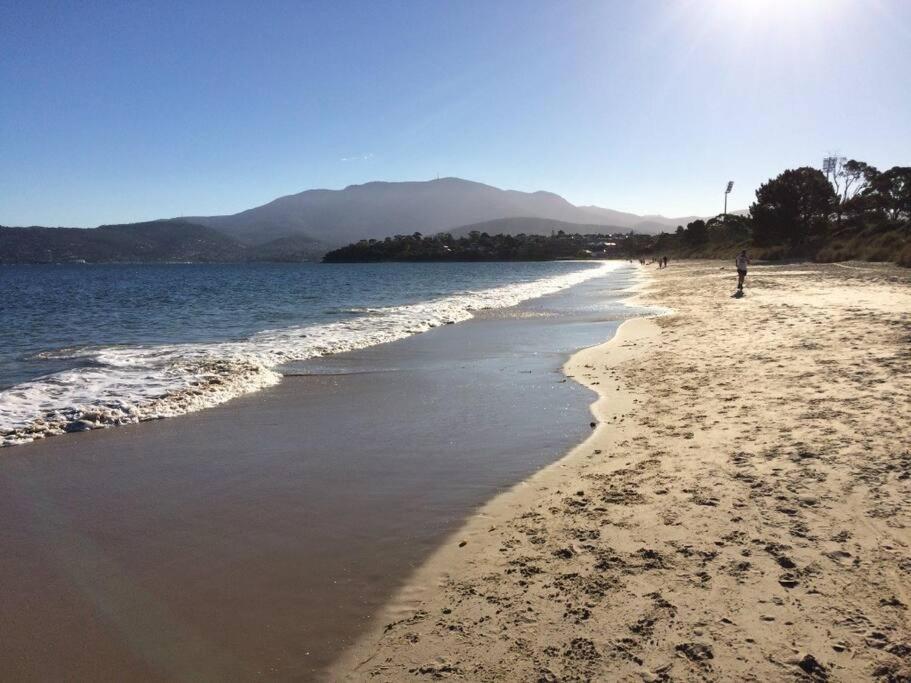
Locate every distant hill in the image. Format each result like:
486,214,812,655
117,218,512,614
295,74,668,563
577,205,704,233
0,221,325,264
182,178,692,246
0,221,242,263
245,234,328,262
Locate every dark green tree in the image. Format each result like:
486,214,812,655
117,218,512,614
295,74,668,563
684,219,708,245
750,167,836,246
706,214,751,243
867,167,911,221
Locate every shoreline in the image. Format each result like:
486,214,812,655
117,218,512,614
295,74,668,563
0,264,639,680
329,271,661,679
332,260,911,681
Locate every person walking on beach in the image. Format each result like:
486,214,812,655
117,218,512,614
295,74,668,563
735,250,750,291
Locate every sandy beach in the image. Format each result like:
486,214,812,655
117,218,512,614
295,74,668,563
334,261,911,682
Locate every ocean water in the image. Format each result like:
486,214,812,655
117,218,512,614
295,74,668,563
1,261,624,446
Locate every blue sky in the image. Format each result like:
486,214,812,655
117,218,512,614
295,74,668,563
2,0,909,226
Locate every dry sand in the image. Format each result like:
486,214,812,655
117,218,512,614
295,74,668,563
332,261,911,682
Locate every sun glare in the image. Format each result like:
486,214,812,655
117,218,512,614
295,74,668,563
661,0,855,73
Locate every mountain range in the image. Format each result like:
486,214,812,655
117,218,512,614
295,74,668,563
1,178,709,263
184,177,701,246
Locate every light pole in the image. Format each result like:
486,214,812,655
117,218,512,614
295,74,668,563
724,181,734,219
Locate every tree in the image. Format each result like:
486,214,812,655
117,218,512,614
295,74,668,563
835,160,880,225
826,156,846,199
868,167,911,222
750,167,836,246
684,219,708,245
706,214,751,243
839,160,878,203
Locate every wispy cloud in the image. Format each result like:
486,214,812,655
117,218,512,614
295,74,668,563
340,153,375,163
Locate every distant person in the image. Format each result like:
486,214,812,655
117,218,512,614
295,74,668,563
735,250,750,291
663,256,668,268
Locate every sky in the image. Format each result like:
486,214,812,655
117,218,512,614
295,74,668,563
1,0,910,226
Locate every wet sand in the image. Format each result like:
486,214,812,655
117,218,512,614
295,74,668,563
0,265,640,680
336,261,911,682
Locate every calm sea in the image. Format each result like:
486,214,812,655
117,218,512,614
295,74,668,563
1,261,624,445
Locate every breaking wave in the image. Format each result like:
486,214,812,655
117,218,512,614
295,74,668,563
1,261,622,446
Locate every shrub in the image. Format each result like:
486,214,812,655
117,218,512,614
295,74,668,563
815,244,849,263
897,243,911,268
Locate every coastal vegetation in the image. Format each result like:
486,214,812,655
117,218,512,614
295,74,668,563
322,230,616,262
658,161,911,266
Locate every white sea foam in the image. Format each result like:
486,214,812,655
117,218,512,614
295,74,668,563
1,261,623,446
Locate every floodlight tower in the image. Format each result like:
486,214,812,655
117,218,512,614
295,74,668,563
724,181,734,219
